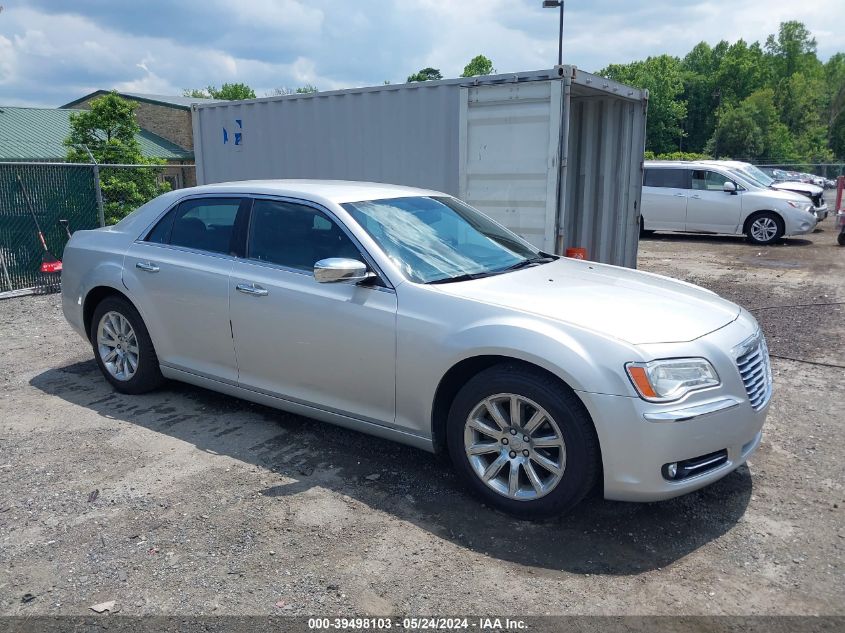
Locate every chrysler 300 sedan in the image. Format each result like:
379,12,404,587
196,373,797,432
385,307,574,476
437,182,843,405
61,180,771,517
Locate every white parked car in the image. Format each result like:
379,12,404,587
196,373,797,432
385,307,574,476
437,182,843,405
703,161,828,221
62,180,771,517
642,161,817,245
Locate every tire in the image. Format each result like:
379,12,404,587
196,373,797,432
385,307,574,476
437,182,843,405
838,231,845,246
745,212,784,245
639,217,655,237
90,295,164,394
446,364,600,519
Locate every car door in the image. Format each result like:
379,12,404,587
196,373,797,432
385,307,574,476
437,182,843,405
684,170,744,233
122,195,249,383
641,168,689,230
229,197,397,425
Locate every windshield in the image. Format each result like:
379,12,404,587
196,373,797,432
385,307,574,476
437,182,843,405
342,196,543,284
738,164,774,187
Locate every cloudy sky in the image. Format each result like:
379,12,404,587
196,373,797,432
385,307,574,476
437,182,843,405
0,0,841,107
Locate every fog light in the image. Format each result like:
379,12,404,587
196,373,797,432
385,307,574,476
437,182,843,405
666,462,678,479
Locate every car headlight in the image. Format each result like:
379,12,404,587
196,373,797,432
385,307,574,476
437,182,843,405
625,359,720,402
785,200,812,212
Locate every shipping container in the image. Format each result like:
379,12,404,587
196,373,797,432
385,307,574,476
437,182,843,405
192,67,648,267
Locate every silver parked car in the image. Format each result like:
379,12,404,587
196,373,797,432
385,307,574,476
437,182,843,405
642,161,818,244
62,181,771,517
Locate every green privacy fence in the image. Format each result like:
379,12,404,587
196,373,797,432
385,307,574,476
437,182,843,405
0,162,101,293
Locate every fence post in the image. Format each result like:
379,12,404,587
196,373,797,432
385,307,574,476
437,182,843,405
82,146,106,227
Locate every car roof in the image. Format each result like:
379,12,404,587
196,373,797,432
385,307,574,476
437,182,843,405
179,179,448,204
643,160,743,171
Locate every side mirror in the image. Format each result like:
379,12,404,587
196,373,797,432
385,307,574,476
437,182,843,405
314,258,372,283
723,181,737,194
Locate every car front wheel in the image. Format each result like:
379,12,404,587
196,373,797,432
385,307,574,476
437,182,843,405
746,212,784,245
90,295,164,394
446,364,600,518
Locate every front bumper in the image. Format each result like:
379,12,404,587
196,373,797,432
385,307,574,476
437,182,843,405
579,391,767,501
577,313,770,502
785,213,818,236
814,203,829,221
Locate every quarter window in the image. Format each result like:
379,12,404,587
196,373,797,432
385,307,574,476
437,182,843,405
643,168,688,189
247,199,361,271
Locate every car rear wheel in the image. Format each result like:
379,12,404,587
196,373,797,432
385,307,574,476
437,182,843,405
446,364,600,518
90,296,164,394
746,212,784,245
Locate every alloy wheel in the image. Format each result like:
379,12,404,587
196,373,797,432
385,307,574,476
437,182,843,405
97,311,139,381
750,217,778,242
463,393,567,500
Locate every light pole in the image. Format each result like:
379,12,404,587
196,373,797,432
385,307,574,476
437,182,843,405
542,0,564,66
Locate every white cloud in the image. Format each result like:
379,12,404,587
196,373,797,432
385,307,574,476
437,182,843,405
0,1,842,107
0,35,16,85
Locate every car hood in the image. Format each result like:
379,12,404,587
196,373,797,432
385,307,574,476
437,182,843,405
771,181,823,196
432,259,740,345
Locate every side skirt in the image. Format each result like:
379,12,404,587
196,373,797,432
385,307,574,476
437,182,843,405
159,365,435,453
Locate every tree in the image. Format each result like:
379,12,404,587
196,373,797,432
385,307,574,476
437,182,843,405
681,42,719,152
712,39,768,105
267,84,318,96
461,55,494,77
406,67,442,82
600,55,687,154
708,89,796,161
765,21,819,78
824,53,845,148
182,83,256,100
65,92,170,225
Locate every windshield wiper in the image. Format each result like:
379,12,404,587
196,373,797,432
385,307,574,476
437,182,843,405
426,256,556,284
498,255,556,272
427,272,492,284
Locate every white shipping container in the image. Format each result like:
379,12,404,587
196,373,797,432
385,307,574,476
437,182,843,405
192,67,647,267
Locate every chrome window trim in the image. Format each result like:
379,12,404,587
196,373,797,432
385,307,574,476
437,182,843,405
134,192,393,290
136,192,250,245
131,241,240,263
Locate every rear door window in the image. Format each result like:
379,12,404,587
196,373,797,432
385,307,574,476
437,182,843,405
644,168,689,189
146,197,246,255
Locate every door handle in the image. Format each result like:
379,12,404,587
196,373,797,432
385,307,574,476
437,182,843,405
690,194,701,199
236,283,269,297
673,192,687,197
135,261,159,273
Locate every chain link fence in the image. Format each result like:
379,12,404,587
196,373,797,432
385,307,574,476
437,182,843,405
0,161,193,296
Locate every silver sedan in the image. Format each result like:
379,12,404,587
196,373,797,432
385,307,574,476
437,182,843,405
61,180,771,518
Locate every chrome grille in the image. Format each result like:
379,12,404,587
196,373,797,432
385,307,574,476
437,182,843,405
735,332,773,410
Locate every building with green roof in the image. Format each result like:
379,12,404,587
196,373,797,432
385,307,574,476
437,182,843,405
0,106,193,162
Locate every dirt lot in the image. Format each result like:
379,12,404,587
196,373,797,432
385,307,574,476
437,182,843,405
1,211,843,617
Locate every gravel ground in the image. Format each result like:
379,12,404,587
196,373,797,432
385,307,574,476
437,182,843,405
0,210,843,617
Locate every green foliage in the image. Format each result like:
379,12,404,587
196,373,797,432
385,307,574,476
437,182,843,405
708,89,796,161
183,83,256,100
407,68,443,82
643,151,711,161
600,55,687,154
765,21,819,78
268,85,319,96
461,55,494,77
64,92,169,225
607,21,843,161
